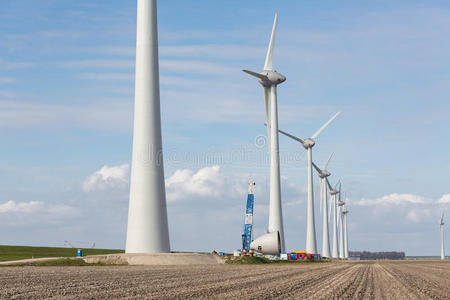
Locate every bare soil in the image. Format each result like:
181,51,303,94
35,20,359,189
0,260,449,299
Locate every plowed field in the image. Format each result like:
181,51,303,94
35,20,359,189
0,260,449,299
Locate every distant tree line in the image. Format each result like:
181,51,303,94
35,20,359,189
349,251,405,260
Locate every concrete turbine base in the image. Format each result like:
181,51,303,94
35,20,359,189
83,253,224,266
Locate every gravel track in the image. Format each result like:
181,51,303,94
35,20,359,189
0,261,449,299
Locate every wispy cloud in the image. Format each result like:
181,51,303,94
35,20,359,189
160,59,236,75
355,193,431,206
75,72,133,81
0,58,35,69
0,77,15,84
0,200,79,226
0,98,132,131
62,59,133,69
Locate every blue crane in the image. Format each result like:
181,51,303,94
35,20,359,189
242,180,255,252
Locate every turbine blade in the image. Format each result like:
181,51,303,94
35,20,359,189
312,161,322,174
278,128,304,144
323,152,334,170
334,180,341,191
264,13,278,71
326,178,333,191
264,87,271,150
311,111,341,139
243,69,268,81
441,213,445,224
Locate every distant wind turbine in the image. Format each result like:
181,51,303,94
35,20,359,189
312,153,333,258
342,202,349,259
278,112,340,254
440,213,445,260
337,186,345,259
327,179,340,258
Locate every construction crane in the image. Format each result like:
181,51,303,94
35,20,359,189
242,180,255,254
64,240,96,248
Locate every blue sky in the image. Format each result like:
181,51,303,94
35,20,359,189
0,0,449,256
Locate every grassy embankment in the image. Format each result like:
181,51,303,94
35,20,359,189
0,245,124,262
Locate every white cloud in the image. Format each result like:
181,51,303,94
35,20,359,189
355,193,430,206
0,200,79,226
165,165,245,202
0,200,42,214
438,194,450,204
82,164,130,192
406,208,431,223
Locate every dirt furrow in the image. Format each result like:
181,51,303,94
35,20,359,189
1,261,449,299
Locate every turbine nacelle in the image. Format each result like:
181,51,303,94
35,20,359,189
321,170,331,178
302,138,315,149
329,189,339,196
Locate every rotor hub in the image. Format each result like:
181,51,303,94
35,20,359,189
259,70,286,86
303,138,315,149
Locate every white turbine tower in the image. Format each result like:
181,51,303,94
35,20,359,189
312,154,333,258
337,188,345,259
327,179,340,258
126,0,170,253
278,112,340,254
440,213,445,260
342,203,349,259
244,14,286,253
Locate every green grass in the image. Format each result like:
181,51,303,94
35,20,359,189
0,245,124,262
226,256,271,264
0,258,112,267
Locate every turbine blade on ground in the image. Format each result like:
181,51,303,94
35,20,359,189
311,112,341,139
278,128,304,144
264,13,278,71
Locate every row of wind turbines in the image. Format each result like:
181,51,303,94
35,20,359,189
245,13,350,258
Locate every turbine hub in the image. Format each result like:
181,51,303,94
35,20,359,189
303,138,315,149
330,190,338,195
261,70,286,86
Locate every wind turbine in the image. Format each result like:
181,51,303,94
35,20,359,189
278,112,340,254
243,13,286,253
337,187,345,259
440,213,445,260
342,203,349,259
312,154,333,258
327,179,340,258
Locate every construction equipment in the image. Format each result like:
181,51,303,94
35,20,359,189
242,180,256,253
